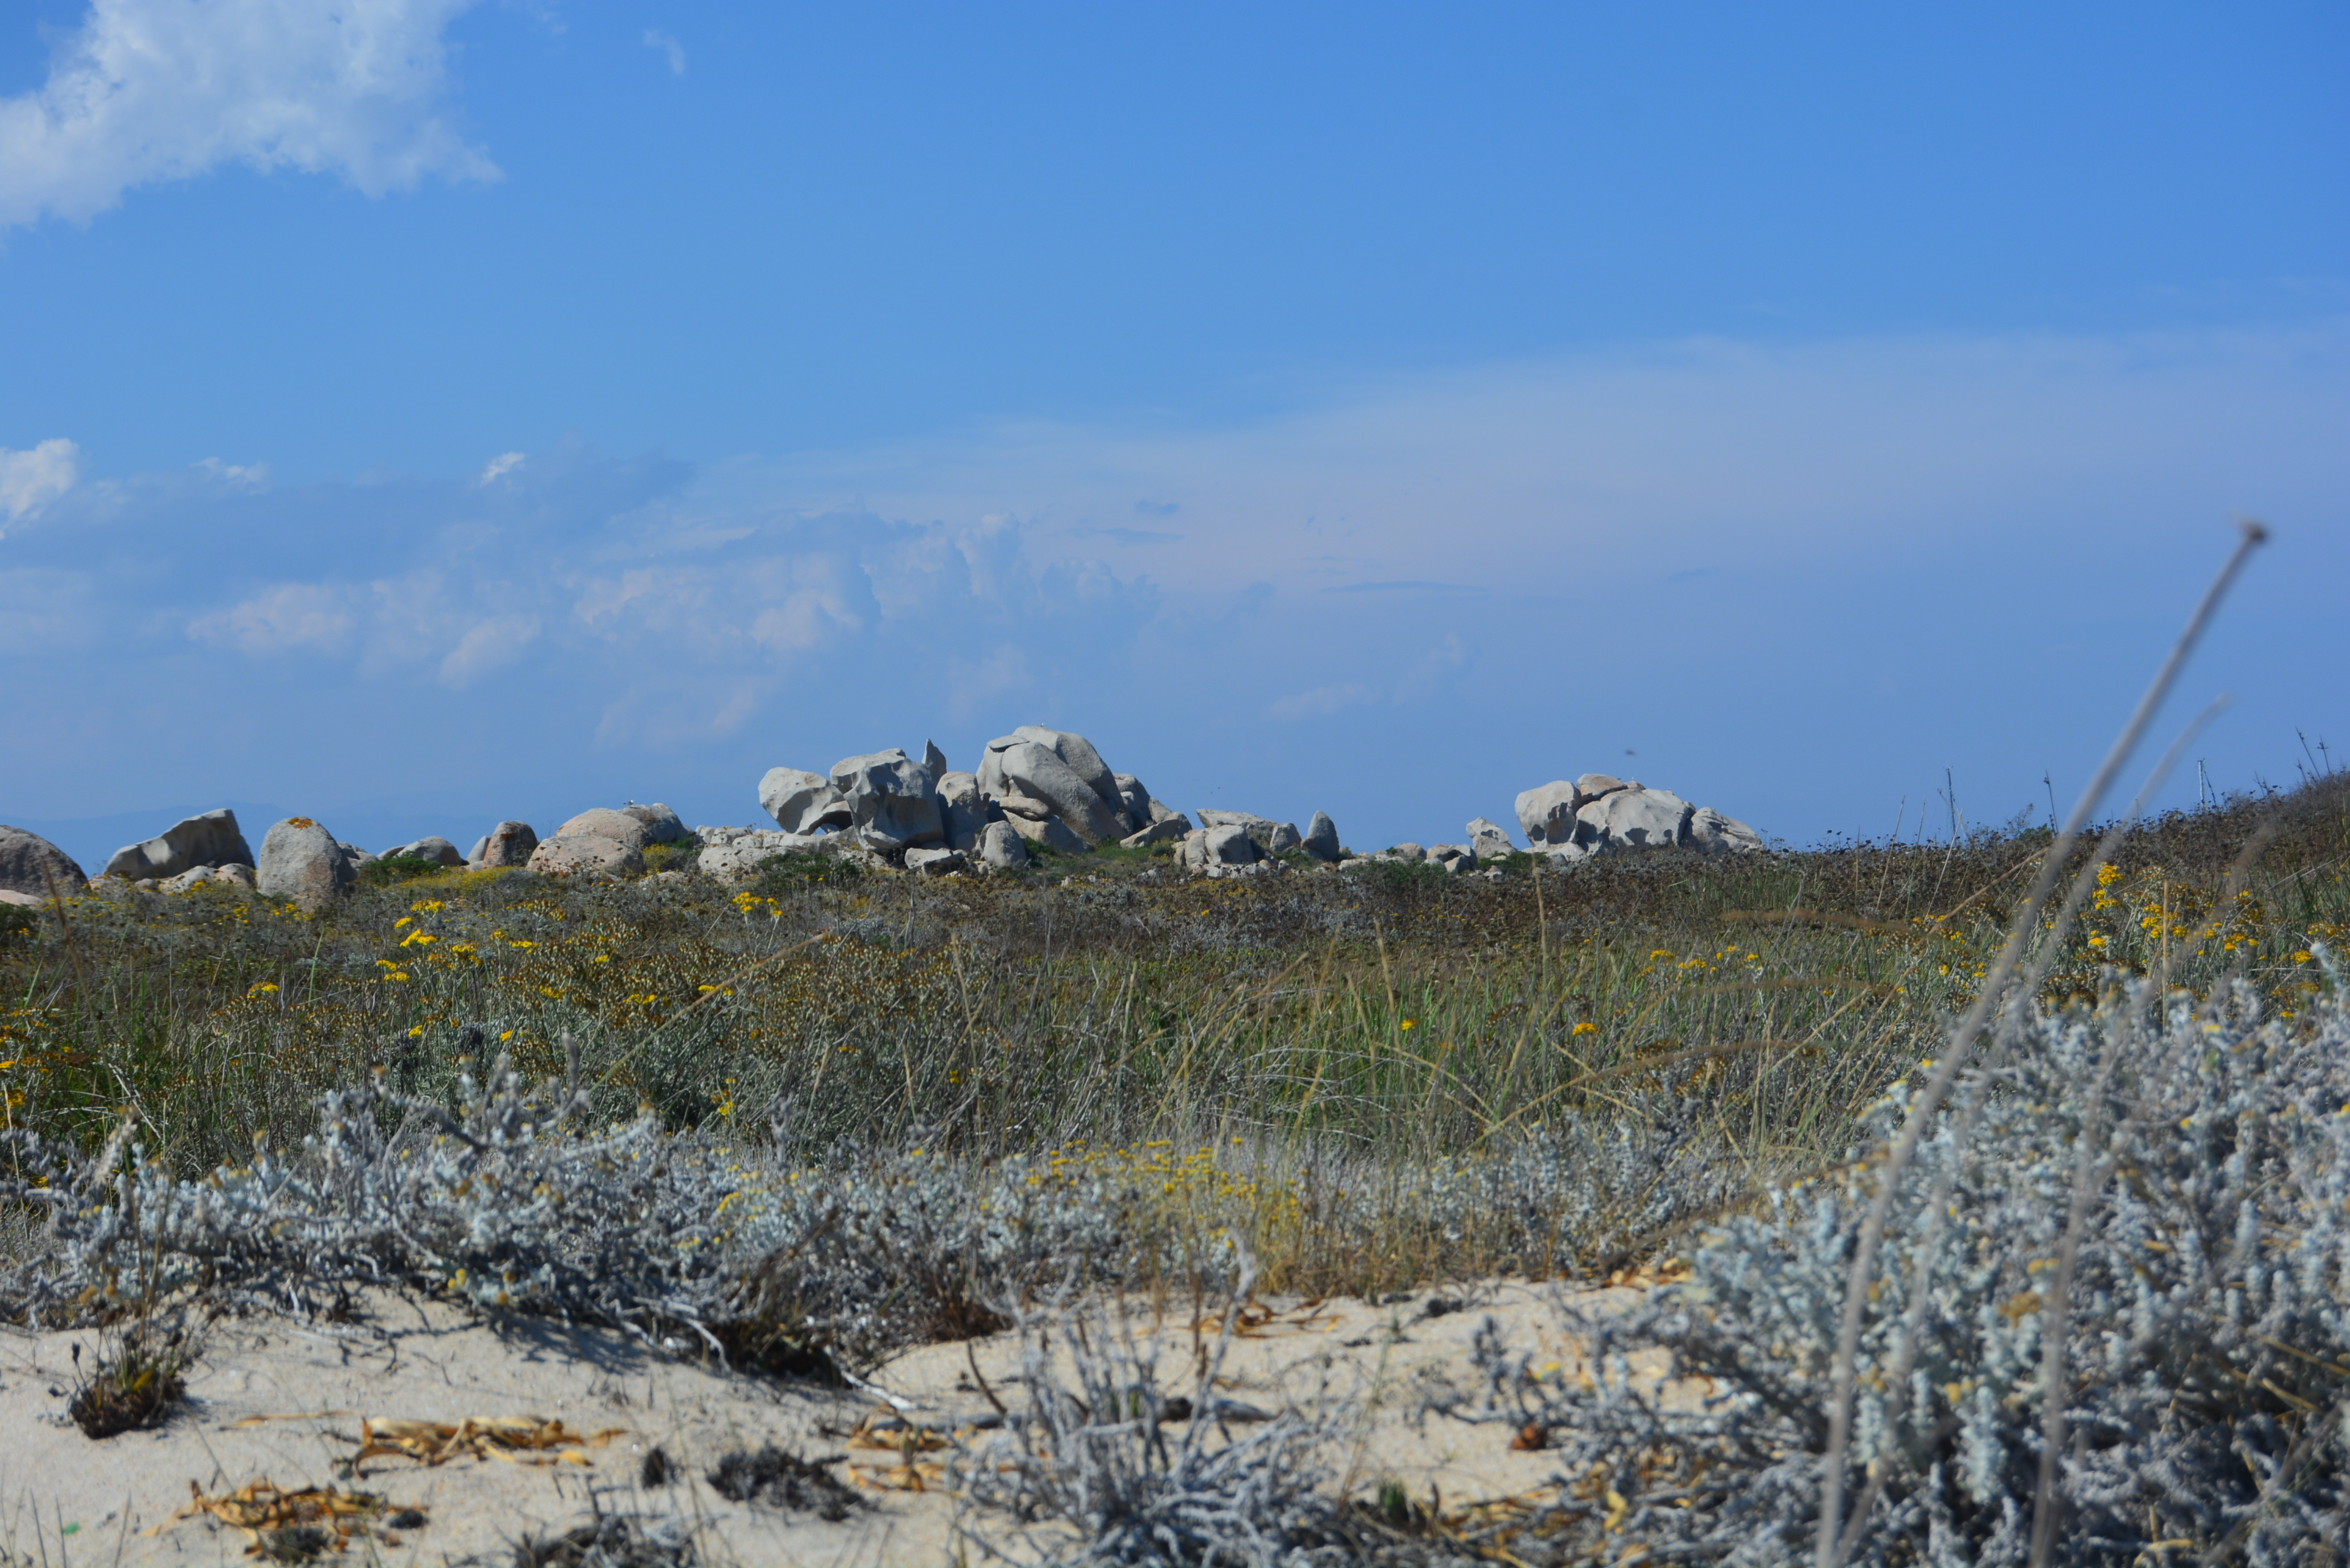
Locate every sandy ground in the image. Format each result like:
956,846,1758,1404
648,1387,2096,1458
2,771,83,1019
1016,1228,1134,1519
1,1278,1696,1566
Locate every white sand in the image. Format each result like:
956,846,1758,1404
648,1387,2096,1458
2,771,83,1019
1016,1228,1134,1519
1,1278,1695,1565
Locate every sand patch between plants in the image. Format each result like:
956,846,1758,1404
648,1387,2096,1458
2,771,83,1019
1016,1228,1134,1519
1,1279,1701,1565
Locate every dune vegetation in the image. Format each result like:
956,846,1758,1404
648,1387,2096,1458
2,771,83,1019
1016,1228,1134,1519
2,768,2343,1563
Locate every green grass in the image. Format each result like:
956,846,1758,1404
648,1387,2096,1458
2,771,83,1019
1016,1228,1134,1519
4,775,2342,1295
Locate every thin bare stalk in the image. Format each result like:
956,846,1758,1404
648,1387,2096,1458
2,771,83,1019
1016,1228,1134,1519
1815,521,2264,1568
1833,700,2224,1566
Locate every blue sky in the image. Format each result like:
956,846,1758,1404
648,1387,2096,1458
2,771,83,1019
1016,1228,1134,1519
3,2,2345,873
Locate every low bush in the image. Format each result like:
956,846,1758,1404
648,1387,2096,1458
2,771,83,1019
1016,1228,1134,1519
66,1320,194,1438
953,1261,1371,1567
1429,966,2350,1565
749,849,861,893
359,856,446,889
639,837,703,874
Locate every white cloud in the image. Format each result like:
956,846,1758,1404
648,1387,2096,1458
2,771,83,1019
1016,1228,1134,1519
188,582,353,654
730,324,2349,602
0,0,497,230
193,456,271,489
642,28,686,76
479,451,525,484
0,437,82,528
8,329,2342,851
749,587,865,653
439,613,539,685
1266,682,1376,722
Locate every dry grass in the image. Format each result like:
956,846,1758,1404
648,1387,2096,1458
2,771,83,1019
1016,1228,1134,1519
2,774,2342,1301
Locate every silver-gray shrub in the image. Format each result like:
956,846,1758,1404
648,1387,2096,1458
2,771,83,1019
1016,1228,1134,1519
1433,958,2349,1565
951,1259,1368,1568
1,1058,1748,1361
0,1063,1128,1361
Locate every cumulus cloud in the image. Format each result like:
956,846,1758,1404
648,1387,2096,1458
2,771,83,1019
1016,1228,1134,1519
2,328,2342,849
0,0,497,230
0,438,82,528
37,437,1164,770
189,582,353,654
439,613,540,685
642,29,686,76
749,589,864,653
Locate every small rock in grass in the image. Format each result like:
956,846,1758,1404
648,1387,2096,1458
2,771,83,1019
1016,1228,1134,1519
977,821,1030,871
1008,812,1088,855
529,833,646,879
469,821,538,868
905,846,966,875
381,836,464,868
258,817,358,912
1203,824,1260,866
1688,805,1765,855
1468,817,1515,862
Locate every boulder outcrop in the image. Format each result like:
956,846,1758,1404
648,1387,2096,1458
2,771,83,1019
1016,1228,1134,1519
206,727,1767,894
524,805,672,879
620,803,688,844
1514,782,1580,849
977,821,1030,871
936,771,993,851
982,740,1122,846
1007,811,1088,855
555,808,653,851
156,861,260,893
1581,786,1693,850
1510,774,1762,863
1689,805,1767,855
695,827,832,882
103,809,254,882
0,826,85,900
468,822,539,868
830,747,945,849
759,768,852,835
383,836,464,868
1113,774,1183,835
1197,810,1303,858
1467,818,1515,862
